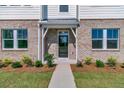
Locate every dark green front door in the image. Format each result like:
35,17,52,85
59,32,68,57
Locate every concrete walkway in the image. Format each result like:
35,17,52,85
48,63,76,88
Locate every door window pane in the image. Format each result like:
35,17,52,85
59,32,68,57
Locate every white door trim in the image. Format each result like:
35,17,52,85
57,30,69,59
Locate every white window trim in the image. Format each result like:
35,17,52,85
14,30,17,49
2,48,28,51
92,28,119,50
2,29,28,50
103,29,107,50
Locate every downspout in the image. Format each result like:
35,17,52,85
76,5,79,63
38,5,42,60
76,5,80,21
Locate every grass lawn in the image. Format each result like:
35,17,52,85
0,71,52,88
73,72,124,88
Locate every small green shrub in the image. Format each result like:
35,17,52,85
35,60,43,67
0,62,4,68
21,55,33,66
2,58,13,66
0,59,4,68
96,60,104,67
76,61,83,67
84,57,93,65
120,63,124,68
107,56,117,67
11,61,22,68
45,53,54,67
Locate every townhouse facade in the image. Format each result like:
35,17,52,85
0,5,124,63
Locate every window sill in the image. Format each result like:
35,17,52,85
92,49,120,51
2,48,28,51
59,12,69,14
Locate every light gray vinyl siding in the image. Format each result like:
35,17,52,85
1,5,124,20
0,5,40,20
48,5,77,19
79,6,124,19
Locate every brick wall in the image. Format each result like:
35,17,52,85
0,20,39,61
1,19,123,63
78,19,124,63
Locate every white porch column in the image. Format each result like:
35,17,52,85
38,24,41,60
70,28,78,63
70,28,76,38
42,28,44,63
76,28,78,63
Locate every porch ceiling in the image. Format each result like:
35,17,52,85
40,19,79,28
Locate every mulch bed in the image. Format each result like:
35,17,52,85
0,65,56,73
71,63,124,73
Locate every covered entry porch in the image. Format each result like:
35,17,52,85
38,19,79,64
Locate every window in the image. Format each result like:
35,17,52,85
2,29,28,49
17,29,28,48
107,29,118,49
92,29,103,49
42,5,48,20
59,5,69,12
92,28,119,50
2,29,14,48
